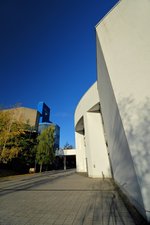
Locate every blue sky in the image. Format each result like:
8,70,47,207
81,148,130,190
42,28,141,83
0,0,118,148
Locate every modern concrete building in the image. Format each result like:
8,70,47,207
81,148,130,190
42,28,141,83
75,82,111,178
3,107,40,130
55,149,76,170
75,0,150,222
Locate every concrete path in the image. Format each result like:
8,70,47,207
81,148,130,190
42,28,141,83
0,170,135,225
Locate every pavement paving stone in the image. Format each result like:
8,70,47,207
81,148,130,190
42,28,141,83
0,170,136,225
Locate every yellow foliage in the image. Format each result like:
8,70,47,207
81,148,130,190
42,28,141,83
0,147,20,162
0,109,30,162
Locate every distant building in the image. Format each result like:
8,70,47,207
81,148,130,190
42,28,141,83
2,102,60,150
37,102,60,150
2,107,40,131
37,102,50,123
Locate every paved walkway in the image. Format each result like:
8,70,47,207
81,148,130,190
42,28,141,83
0,170,135,225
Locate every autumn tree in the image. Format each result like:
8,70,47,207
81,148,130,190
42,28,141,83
0,109,37,168
36,126,55,172
14,131,38,170
0,110,25,162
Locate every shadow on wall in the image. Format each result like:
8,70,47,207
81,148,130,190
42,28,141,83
119,96,150,217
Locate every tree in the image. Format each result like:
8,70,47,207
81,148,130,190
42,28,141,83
0,109,37,169
0,110,25,162
16,131,38,168
36,126,55,172
63,142,73,149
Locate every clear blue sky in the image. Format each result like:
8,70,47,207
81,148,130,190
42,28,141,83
0,0,118,148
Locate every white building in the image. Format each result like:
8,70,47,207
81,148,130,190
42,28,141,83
75,0,150,222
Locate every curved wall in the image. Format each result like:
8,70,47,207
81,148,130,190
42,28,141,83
75,82,111,178
96,0,150,221
75,82,99,128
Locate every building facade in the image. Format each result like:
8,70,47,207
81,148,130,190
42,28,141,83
2,102,60,150
3,107,40,131
75,82,111,178
75,0,150,222
37,102,60,150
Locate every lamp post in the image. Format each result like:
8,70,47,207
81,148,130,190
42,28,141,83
64,155,66,171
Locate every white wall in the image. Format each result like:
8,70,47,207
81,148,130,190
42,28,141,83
96,0,150,221
75,82,111,178
84,111,111,178
75,131,87,173
75,82,99,174
63,149,76,156
75,82,99,126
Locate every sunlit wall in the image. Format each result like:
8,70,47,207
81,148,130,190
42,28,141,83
96,0,150,221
